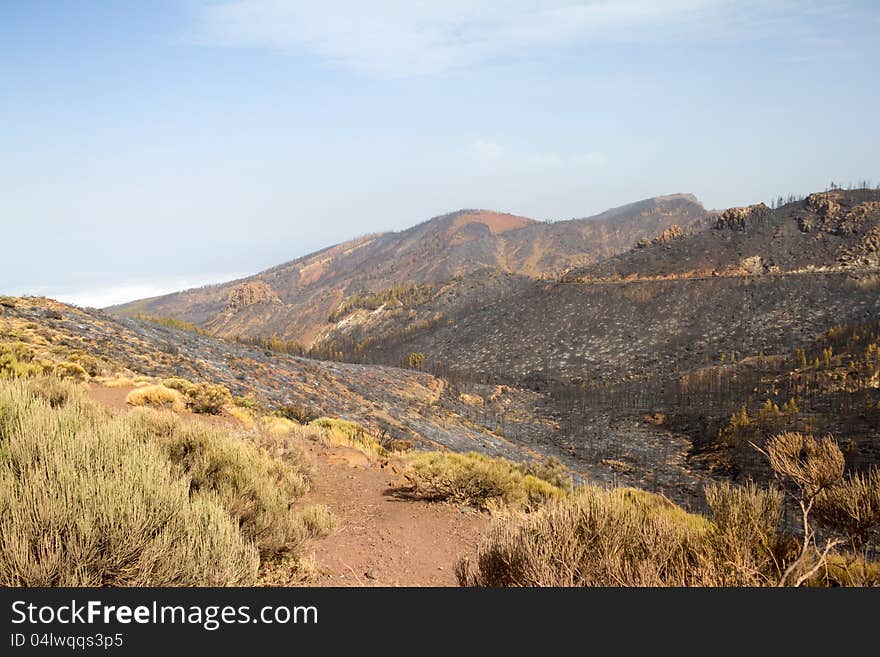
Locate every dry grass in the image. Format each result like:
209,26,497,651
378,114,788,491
0,379,258,586
226,405,255,429
161,377,232,414
309,417,388,459
0,377,329,586
96,375,137,388
299,504,336,538
763,431,845,498
128,408,312,558
404,451,566,511
260,415,298,436
126,385,185,412
815,466,880,546
457,432,880,587
457,482,789,586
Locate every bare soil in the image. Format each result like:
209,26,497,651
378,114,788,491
87,384,488,587
302,443,487,586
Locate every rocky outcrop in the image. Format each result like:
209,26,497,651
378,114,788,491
225,281,281,311
740,255,766,276
800,194,880,236
805,191,842,219
636,225,683,248
839,225,880,268
714,204,771,231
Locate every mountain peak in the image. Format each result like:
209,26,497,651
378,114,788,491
108,194,715,344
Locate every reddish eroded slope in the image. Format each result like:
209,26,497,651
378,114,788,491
107,195,710,345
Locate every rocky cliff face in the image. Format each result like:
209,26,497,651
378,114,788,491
714,204,772,231
225,281,282,311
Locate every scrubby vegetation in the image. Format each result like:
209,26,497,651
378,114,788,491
329,284,435,322
162,377,232,414
234,334,304,356
137,314,209,335
128,408,314,558
0,377,327,586
273,403,318,424
309,417,388,459
126,385,186,412
404,451,568,510
458,432,880,587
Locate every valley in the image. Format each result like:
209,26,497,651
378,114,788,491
102,187,880,507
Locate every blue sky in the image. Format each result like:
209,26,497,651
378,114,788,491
2,1,878,307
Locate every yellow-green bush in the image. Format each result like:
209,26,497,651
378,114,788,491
226,405,255,429
185,383,232,415
234,395,267,414
23,376,85,409
457,482,787,587
404,451,565,510
309,416,387,459
52,361,90,382
126,385,185,412
273,404,316,424
161,378,232,415
161,376,194,394
129,408,311,557
261,415,298,436
0,379,258,586
299,504,336,539
66,351,107,377
0,342,47,379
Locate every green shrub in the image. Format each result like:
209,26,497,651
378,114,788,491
309,417,387,458
52,361,90,382
404,451,565,510
126,385,185,412
129,408,310,557
185,383,232,415
162,378,232,415
0,379,258,586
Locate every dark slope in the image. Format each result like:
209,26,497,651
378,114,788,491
332,190,880,385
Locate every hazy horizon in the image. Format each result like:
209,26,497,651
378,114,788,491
3,1,879,307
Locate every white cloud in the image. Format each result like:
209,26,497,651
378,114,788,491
24,273,246,309
191,0,805,77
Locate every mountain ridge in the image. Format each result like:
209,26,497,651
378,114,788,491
108,193,711,345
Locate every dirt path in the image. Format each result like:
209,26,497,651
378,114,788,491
88,383,488,587
301,442,487,586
